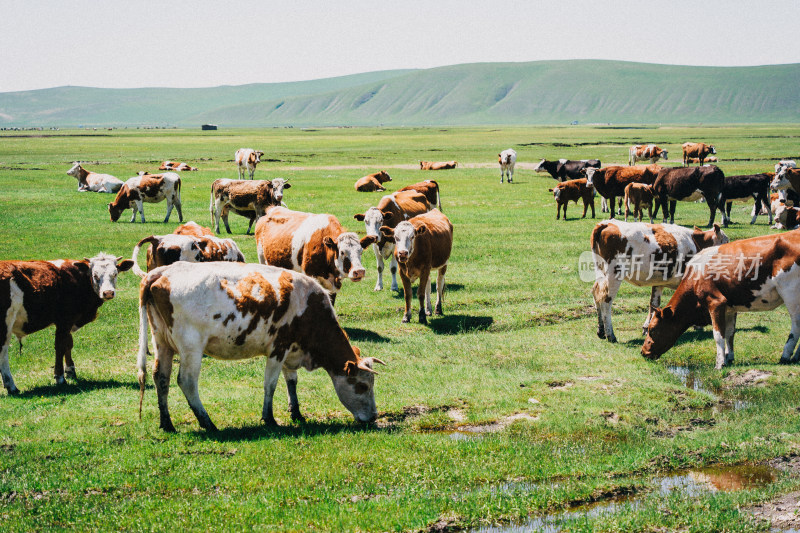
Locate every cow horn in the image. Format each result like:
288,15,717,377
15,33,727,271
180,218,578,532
368,357,386,366
356,360,377,374
116,256,123,262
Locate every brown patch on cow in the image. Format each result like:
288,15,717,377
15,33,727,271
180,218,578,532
212,313,221,320
591,222,627,264
220,272,279,345
148,275,174,329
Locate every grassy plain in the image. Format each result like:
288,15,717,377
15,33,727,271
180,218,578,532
1,125,800,531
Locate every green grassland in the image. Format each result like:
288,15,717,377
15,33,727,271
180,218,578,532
1,125,800,531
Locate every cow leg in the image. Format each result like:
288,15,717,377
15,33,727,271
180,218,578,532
400,272,414,323
647,203,654,224
724,311,737,366
593,275,620,343
500,169,504,183
556,202,561,220
0,339,17,395
53,327,73,385
389,254,399,292
601,197,609,213
581,199,589,219
417,270,431,324
643,287,663,335
261,357,284,426
435,265,447,315
152,343,176,432
175,196,183,223
163,199,174,223
245,216,256,235
669,200,677,225
176,349,217,431
778,298,800,363
562,202,568,220
709,305,729,369
508,168,513,183
590,198,595,219
424,275,433,316
373,243,385,291
282,368,305,422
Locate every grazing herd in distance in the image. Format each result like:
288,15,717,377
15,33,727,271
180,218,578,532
2,140,800,433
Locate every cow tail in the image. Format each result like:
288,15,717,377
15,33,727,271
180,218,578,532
434,181,442,211
137,280,151,420
131,235,158,278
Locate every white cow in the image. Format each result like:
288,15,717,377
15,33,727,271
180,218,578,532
498,149,517,183
66,163,123,193
235,148,264,180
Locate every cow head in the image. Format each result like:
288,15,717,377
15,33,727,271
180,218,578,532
641,307,684,360
376,171,392,184
270,178,291,204
771,167,791,190
82,252,134,301
323,232,375,283
108,197,125,222
583,167,599,187
381,221,424,263
251,151,264,165
329,346,383,423
659,149,669,161
709,145,716,155
533,159,547,173
354,207,391,238
66,162,83,178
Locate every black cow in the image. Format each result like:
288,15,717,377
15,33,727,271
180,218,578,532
534,158,601,182
652,165,728,227
722,173,772,225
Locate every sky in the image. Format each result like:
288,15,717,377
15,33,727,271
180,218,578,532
1,0,798,93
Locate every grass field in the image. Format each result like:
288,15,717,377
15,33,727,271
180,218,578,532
1,125,800,532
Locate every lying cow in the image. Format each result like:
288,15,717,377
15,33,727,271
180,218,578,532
534,158,601,182
108,172,183,223
629,145,668,166
354,190,431,291
355,171,392,192
722,173,772,225
66,163,124,193
687,156,718,164
255,207,376,305
210,178,289,234
137,261,383,431
420,161,457,170
1,253,134,393
397,180,442,210
642,231,800,369
159,161,198,171
584,165,661,218
651,165,728,227
624,182,655,223
682,142,716,166
549,178,595,220
130,233,245,276
235,148,264,179
498,149,517,183
380,209,453,324
591,220,727,344
772,203,800,230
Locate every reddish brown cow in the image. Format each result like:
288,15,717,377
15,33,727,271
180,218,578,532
397,180,442,210
682,142,717,166
548,178,595,220
354,171,392,192
420,161,457,170
159,161,198,171
583,165,661,218
624,182,655,223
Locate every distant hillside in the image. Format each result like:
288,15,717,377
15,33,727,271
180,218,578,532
2,61,799,127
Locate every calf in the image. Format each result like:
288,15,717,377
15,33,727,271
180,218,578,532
651,165,728,227
682,142,716,166
66,163,123,193
397,180,442,210
1,253,134,393
210,178,289,234
642,231,800,369
722,173,772,225
420,161,457,170
498,149,517,183
584,165,661,218
354,190,431,291
108,172,183,223
131,233,245,276
549,178,595,220
137,262,383,431
255,207,376,305
355,171,392,192
235,148,264,179
629,145,668,165
624,182,655,223
591,220,728,344
534,158,601,182
159,161,198,171
380,209,453,324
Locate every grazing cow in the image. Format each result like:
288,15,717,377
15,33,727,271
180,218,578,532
137,261,383,431
354,171,392,192
66,163,124,193
131,233,245,276
651,165,728,227
108,172,183,223
534,158,601,182
159,161,198,171
642,231,800,369
1,253,134,393
420,161,457,170
354,191,431,291
591,220,728,344
722,173,772,225
624,182,655,223
210,178,290,234
629,145,668,166
549,178,595,220
682,142,716,166
498,149,517,183
584,165,661,218
255,207,377,305
173,221,214,237
380,209,453,324
397,180,442,210
235,148,265,179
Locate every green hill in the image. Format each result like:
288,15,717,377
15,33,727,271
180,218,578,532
2,60,799,127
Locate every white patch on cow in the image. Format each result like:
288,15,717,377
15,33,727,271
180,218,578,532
88,253,124,300
584,167,598,187
48,260,65,268
558,158,567,165
392,221,417,260
679,190,704,202
361,207,385,238
291,214,336,271
771,167,792,190
335,232,367,281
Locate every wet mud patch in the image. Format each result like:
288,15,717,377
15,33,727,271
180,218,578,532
749,491,800,530
725,369,772,388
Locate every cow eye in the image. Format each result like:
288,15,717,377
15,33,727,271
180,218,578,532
354,383,369,395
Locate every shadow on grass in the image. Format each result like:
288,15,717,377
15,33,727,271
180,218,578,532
621,325,769,348
344,327,392,343
390,283,465,299
194,419,386,442
428,314,494,335
16,378,136,398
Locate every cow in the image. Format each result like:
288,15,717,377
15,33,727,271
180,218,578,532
591,220,728,344
108,172,183,223
354,171,392,192
629,145,668,166
66,163,124,193
136,261,383,431
498,149,517,183
131,233,245,276
548,178,595,220
210,178,290,234
687,156,718,164
682,142,716,166
397,180,442,210
651,165,728,227
722,173,772,225
772,203,800,230
420,161,457,170
1,253,134,393
379,209,453,324
354,190,431,291
583,165,661,218
159,161,198,171
642,231,800,369
173,221,214,237
533,158,601,182
255,207,376,305
624,182,655,223
771,166,800,195
235,148,265,179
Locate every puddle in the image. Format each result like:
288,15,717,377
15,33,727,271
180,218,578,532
667,366,751,411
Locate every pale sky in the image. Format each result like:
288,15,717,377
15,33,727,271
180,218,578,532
1,0,797,93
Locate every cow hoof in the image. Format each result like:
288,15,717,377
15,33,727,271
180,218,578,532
401,316,411,323
425,309,432,316
418,313,428,324
435,306,443,316
65,367,77,380
290,412,306,423
54,375,66,386
261,415,278,427
779,357,793,365
160,420,177,433
597,330,606,340
607,335,618,344
6,386,20,396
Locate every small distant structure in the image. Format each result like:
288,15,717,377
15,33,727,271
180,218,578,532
202,124,218,131
570,120,579,125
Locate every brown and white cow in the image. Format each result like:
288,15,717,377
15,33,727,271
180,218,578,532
354,190,432,291
354,171,392,192
629,144,668,166
682,142,716,166
1,253,134,393
624,182,655,223
210,178,290,234
235,148,265,179
498,149,517,183
255,207,377,305
137,261,383,431
583,165,661,218
173,221,214,237
159,161,198,171
591,220,728,344
380,209,453,324
652,165,728,227
397,180,442,210
420,161,458,170
108,172,183,223
549,178,595,220
66,163,124,193
131,233,245,276
772,203,800,230
643,231,800,369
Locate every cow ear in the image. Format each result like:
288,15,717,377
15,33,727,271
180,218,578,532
693,225,701,232
382,212,394,221
661,307,673,320
343,360,358,376
354,213,365,221
713,223,721,234
116,259,135,272
380,226,394,238
360,235,378,248
283,183,291,189
416,225,427,235
323,236,337,250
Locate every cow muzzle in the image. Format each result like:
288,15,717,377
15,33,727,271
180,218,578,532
102,290,115,300
349,268,366,281
396,251,409,263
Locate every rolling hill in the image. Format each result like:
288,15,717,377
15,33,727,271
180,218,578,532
2,60,799,127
